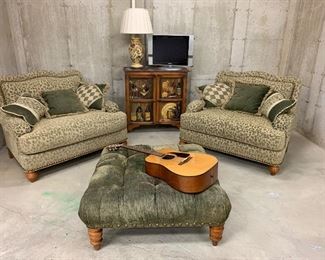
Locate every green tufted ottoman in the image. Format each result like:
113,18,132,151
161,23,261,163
78,145,231,250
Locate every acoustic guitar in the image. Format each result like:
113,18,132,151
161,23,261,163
107,144,218,193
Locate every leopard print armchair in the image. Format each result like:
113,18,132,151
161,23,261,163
0,70,127,182
180,71,301,175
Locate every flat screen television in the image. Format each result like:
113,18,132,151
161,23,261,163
147,34,194,66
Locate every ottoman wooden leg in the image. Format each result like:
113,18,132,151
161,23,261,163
88,228,103,250
209,225,224,246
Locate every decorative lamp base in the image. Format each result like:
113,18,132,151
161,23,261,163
129,35,144,68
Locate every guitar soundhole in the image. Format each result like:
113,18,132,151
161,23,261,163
161,154,176,160
170,152,190,158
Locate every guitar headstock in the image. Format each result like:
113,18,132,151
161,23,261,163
107,143,123,151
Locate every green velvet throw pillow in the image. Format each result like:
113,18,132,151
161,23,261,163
224,82,270,114
1,96,47,126
42,89,88,118
260,92,296,122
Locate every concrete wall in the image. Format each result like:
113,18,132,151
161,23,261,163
285,0,325,148
0,0,17,147
0,0,324,148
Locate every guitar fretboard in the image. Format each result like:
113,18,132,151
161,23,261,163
120,145,164,157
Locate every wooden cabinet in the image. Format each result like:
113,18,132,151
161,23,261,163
124,67,189,132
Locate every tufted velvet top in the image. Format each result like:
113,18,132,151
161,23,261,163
78,145,231,229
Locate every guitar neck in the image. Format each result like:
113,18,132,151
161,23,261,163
120,145,164,157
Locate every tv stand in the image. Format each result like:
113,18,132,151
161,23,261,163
124,66,189,131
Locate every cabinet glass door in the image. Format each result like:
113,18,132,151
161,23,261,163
129,102,153,123
159,78,183,99
128,78,153,100
158,101,182,123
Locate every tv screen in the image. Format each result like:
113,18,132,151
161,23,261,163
147,35,194,66
153,36,189,65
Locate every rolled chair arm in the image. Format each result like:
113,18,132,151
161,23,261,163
0,111,32,137
103,100,120,113
272,113,295,132
186,100,205,113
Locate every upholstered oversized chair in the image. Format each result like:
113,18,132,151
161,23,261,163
0,70,127,182
180,71,301,175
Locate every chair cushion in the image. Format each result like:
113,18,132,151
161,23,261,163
78,145,231,228
18,111,127,155
180,108,286,151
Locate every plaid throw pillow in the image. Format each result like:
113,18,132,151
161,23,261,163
76,84,104,109
201,83,232,107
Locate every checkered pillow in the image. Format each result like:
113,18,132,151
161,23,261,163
201,83,232,107
76,84,104,109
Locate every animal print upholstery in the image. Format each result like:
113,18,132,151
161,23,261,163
215,71,300,100
0,110,32,137
0,70,82,105
180,128,286,165
15,130,127,171
272,113,295,133
181,108,286,151
0,70,128,174
186,100,205,113
18,111,127,155
103,100,120,113
181,71,301,167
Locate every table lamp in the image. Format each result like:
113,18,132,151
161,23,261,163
120,0,153,68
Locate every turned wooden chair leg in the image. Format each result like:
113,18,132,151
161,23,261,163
268,165,280,176
7,148,14,159
209,225,224,246
25,171,39,183
88,228,103,250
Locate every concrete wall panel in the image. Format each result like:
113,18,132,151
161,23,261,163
244,39,282,73
0,0,17,147
285,0,325,148
110,0,132,82
243,0,288,73
0,1,17,75
192,0,236,80
18,0,70,71
153,0,195,34
230,0,250,71
64,0,112,83
247,0,288,40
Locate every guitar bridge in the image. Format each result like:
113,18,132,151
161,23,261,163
178,156,192,165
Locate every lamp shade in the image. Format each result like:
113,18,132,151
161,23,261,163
120,8,153,34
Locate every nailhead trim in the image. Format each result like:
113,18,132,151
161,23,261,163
26,139,127,172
